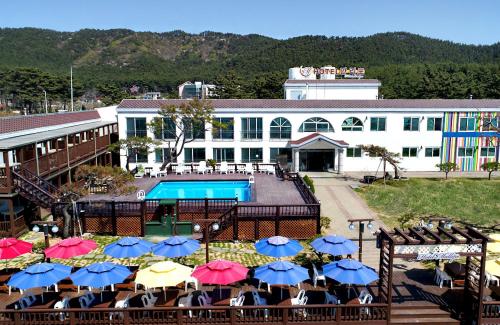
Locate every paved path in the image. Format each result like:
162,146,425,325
309,175,383,269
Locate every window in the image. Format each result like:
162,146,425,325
299,117,334,132
270,117,292,139
425,147,440,157
155,148,175,163
483,116,499,131
212,117,234,140
213,148,234,162
241,118,263,140
154,118,176,139
481,147,496,157
126,117,147,138
241,148,263,162
270,148,292,163
370,117,386,131
427,117,442,131
184,148,205,162
289,90,303,100
403,117,420,131
458,147,474,157
402,147,418,157
183,118,205,140
459,117,476,131
129,149,148,163
346,147,362,157
341,117,363,131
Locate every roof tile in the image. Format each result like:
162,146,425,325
0,111,100,134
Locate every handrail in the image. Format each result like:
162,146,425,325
12,166,61,197
11,170,57,200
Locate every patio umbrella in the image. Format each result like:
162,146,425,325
45,237,97,259
104,237,153,258
255,236,303,258
70,262,131,298
8,263,71,301
254,261,310,299
489,234,500,242
310,235,358,256
487,242,500,254
135,261,192,293
323,259,378,300
152,236,200,258
486,259,500,276
0,238,32,259
191,259,249,285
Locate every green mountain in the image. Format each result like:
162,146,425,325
0,28,499,101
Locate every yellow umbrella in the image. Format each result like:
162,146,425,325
487,242,500,253
489,234,500,242
486,259,500,276
136,261,193,290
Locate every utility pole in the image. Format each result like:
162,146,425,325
70,66,74,111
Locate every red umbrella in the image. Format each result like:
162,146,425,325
191,259,249,285
0,238,32,259
45,237,97,259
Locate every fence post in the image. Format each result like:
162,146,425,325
177,309,184,325
123,310,130,325
230,307,237,325
233,206,239,241
111,201,117,235
255,220,259,240
13,312,21,325
140,201,146,237
316,204,321,235
275,206,280,236
204,198,209,219
69,311,76,325
283,306,288,325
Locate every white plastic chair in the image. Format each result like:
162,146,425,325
110,294,130,320
312,264,326,288
230,295,245,317
266,165,276,175
150,166,167,178
486,272,500,287
185,266,200,291
176,164,185,175
200,290,212,305
251,290,268,318
244,163,254,175
435,268,453,288
197,161,207,174
220,161,229,174
53,296,70,321
292,295,308,317
324,292,338,317
358,289,373,316
197,295,212,318
178,294,193,318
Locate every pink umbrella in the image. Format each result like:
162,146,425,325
45,237,97,259
191,259,249,285
0,238,32,259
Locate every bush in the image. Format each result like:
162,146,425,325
303,175,315,193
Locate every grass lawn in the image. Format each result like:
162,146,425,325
356,178,500,228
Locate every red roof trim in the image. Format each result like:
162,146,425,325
0,111,100,134
290,133,349,147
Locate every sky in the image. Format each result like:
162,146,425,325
1,0,499,45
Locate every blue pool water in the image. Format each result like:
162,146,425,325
146,181,251,201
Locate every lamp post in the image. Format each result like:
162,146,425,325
347,218,374,262
193,219,220,263
31,220,59,262
420,218,453,230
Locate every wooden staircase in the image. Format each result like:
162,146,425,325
390,301,460,325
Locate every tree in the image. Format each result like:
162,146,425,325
108,137,160,172
359,145,402,179
436,162,457,180
481,161,499,180
213,70,253,99
149,98,226,170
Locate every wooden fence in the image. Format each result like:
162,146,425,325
0,303,389,325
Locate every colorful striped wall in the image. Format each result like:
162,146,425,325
441,112,499,171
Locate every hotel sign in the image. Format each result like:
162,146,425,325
416,252,460,261
395,244,482,260
299,66,366,78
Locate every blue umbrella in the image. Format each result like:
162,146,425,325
104,237,153,258
152,236,200,258
70,262,132,289
255,236,303,258
254,261,309,286
323,259,378,285
8,263,71,290
310,235,358,256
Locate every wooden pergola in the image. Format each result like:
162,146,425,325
377,225,489,324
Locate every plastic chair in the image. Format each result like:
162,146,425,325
53,296,70,321
197,161,207,174
312,264,326,288
486,272,500,287
230,295,245,317
244,163,254,175
435,268,453,288
110,294,130,320
185,266,200,291
176,164,185,175
79,295,92,309
220,161,229,174
150,166,167,178
197,295,212,318
178,294,193,318
292,296,308,317
200,290,212,304
251,289,269,318
266,165,276,175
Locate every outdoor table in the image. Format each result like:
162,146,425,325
154,290,179,307
346,297,360,305
25,298,58,310
211,288,236,306
91,297,114,309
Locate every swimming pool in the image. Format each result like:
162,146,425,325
145,181,252,201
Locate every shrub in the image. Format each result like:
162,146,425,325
303,175,315,193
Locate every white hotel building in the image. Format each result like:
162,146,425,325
116,68,499,173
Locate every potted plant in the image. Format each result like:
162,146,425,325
207,159,217,172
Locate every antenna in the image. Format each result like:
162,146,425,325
70,66,74,111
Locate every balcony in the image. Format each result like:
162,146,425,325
241,131,263,141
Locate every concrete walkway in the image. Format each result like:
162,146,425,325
308,175,383,269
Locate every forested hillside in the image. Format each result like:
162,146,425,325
0,28,499,110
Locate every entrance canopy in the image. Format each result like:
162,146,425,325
289,133,349,149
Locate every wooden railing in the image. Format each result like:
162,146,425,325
0,215,26,237
0,303,389,325
482,301,500,323
169,163,277,174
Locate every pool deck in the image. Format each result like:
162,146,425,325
80,173,308,205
